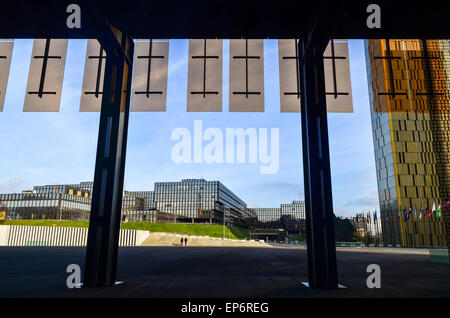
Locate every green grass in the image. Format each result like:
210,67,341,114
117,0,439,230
0,220,250,240
288,235,306,242
0,220,89,228
120,222,249,239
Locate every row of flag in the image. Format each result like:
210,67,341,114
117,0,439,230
399,201,443,221
355,210,379,223
355,200,447,223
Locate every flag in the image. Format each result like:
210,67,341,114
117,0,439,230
374,210,377,221
356,214,359,223
420,203,424,219
436,201,441,218
404,209,408,221
431,201,436,216
398,210,401,221
414,206,418,220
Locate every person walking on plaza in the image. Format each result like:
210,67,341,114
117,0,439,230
184,237,188,246
180,237,184,246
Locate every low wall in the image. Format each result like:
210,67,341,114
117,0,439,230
0,225,149,247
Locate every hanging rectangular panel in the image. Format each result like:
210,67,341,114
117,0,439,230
229,39,264,112
278,39,353,112
323,40,353,112
187,39,222,112
0,39,14,112
131,40,169,112
278,39,302,112
80,39,106,112
24,39,68,112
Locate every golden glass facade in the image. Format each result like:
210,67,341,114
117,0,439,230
365,39,450,247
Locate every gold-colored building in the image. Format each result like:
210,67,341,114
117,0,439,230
365,39,450,247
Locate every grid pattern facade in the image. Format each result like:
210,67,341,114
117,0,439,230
125,191,156,210
153,179,253,224
33,184,90,198
365,39,450,247
0,192,91,220
281,200,306,220
0,180,257,226
252,208,281,222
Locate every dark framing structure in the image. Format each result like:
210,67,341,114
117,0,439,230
1,0,449,289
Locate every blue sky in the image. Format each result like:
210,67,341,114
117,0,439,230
0,39,379,217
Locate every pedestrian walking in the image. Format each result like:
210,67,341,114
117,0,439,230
180,237,184,246
184,237,188,246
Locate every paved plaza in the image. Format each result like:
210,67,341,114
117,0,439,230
0,246,448,298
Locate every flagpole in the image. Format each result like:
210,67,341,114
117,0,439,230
428,203,434,247
399,207,405,247
413,205,417,248
374,211,379,246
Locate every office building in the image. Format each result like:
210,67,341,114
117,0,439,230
252,200,306,234
365,39,449,247
0,179,257,226
252,208,281,223
0,182,153,221
0,190,91,220
153,179,256,225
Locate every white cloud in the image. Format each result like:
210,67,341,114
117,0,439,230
0,177,23,193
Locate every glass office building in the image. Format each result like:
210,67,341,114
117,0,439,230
251,201,306,234
0,182,154,222
252,208,281,223
281,200,306,220
365,39,450,247
0,191,91,220
0,179,257,225
153,179,255,225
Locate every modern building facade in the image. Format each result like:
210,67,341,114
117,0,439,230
0,190,91,220
0,179,257,226
252,200,306,234
0,182,151,221
365,39,450,247
122,191,156,222
252,208,281,223
351,213,383,245
281,200,306,220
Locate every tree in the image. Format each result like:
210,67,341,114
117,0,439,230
334,215,355,242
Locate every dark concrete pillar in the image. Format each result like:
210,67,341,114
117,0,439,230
83,31,134,287
299,38,338,289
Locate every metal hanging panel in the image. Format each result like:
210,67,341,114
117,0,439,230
279,39,353,113
131,40,169,112
24,39,68,112
278,39,302,112
80,39,107,112
229,39,264,112
323,40,353,112
187,39,222,112
0,39,14,111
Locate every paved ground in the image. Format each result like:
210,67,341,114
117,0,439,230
141,232,270,247
0,246,448,298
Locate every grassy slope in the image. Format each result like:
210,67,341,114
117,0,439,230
0,220,250,240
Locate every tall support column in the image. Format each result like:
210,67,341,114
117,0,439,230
83,30,134,287
299,38,338,289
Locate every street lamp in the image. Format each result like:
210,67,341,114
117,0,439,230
223,207,226,239
210,194,215,225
